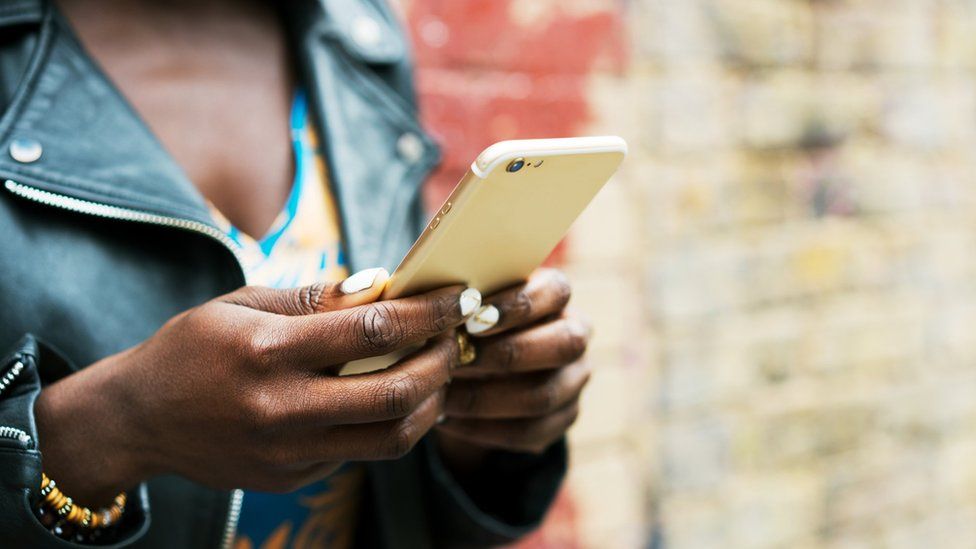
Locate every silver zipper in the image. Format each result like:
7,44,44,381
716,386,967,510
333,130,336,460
0,359,32,448
0,425,32,448
3,180,245,267
0,361,24,397
4,179,248,543
221,489,244,549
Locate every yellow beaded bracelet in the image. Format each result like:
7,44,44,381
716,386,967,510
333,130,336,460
39,473,127,531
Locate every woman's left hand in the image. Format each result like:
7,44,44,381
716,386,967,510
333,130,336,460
435,269,592,458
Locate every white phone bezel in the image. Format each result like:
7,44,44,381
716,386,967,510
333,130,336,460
470,136,628,178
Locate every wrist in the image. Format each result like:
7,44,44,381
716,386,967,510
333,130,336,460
34,352,150,506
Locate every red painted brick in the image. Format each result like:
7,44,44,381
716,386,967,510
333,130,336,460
409,0,627,73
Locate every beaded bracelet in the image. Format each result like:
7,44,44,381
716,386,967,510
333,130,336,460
36,473,127,543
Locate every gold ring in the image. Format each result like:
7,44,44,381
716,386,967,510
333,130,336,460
456,331,477,365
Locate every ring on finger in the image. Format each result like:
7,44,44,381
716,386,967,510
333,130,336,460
456,331,477,365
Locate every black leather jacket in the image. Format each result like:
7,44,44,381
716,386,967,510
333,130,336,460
0,1,566,547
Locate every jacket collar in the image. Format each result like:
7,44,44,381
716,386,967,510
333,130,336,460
286,0,441,271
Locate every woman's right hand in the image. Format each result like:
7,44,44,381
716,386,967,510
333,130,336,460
34,268,481,505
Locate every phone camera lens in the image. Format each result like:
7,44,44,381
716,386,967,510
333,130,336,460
507,158,525,173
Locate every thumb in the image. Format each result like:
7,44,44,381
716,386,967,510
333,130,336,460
220,267,390,315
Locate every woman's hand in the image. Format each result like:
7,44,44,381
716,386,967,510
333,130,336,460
35,269,482,505
436,269,592,470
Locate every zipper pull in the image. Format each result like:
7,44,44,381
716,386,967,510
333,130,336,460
0,360,24,397
0,425,32,449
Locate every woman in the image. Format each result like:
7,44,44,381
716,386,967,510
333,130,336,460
0,0,592,546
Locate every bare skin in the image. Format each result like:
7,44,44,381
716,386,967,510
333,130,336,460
58,0,295,238
37,0,592,508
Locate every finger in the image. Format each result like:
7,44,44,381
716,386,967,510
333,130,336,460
466,268,571,337
298,388,445,463
436,401,579,455
267,285,480,366
454,315,591,377
286,333,458,425
444,361,590,419
220,268,390,315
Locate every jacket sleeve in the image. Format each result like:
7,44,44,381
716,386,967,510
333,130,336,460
421,436,567,548
0,335,150,547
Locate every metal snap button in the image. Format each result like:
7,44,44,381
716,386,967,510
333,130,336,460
396,132,424,164
9,137,42,164
352,15,382,49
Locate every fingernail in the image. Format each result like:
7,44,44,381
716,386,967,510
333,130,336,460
436,413,447,425
340,268,387,294
570,318,593,339
459,288,482,317
465,304,499,334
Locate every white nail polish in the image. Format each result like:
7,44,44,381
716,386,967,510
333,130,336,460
465,304,499,334
459,288,482,317
340,268,386,295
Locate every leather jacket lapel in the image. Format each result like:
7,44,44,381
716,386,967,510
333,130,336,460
289,0,441,272
0,4,218,228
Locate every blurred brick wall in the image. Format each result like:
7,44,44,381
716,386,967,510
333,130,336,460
400,0,976,547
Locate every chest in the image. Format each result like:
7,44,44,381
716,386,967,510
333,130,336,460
57,0,296,238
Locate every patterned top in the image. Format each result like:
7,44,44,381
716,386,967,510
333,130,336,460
213,92,348,286
213,92,362,549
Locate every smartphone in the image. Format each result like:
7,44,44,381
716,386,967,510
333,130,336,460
382,136,628,300
341,136,626,376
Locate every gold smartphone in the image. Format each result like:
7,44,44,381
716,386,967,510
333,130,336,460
342,136,626,375
382,136,628,300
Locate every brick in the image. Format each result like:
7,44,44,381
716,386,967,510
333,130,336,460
871,3,938,70
709,0,815,67
658,496,727,548
724,472,823,547
737,72,816,150
569,355,644,445
813,3,877,71
660,415,732,492
567,447,649,548
654,68,736,153
631,0,722,66
814,3,937,70
938,5,976,70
